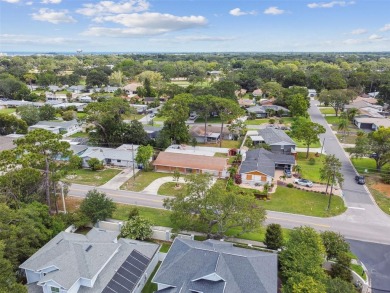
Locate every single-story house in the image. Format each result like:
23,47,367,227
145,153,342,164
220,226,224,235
68,85,86,94
79,145,140,168
345,100,383,112
143,125,162,139
153,151,228,177
238,98,255,108
240,148,295,186
79,95,92,103
189,125,231,143
152,238,277,293
353,117,390,131
247,105,290,118
46,93,68,103
0,100,44,108
19,228,159,293
251,128,296,155
47,85,61,92
123,83,142,95
51,102,87,112
130,104,148,114
29,120,81,137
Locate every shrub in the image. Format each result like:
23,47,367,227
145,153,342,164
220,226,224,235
88,158,104,171
234,174,242,184
69,155,82,169
308,158,316,165
269,118,275,124
286,183,294,188
80,189,116,224
128,207,140,220
381,172,390,184
330,252,352,282
62,110,76,121
120,216,153,241
264,223,284,250
279,118,284,124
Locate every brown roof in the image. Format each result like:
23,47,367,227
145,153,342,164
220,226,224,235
190,125,229,136
153,152,227,171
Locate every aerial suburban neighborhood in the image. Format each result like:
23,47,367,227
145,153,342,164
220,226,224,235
1,1,390,293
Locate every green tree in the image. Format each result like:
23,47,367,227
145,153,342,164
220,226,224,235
321,231,350,260
192,95,215,143
212,80,239,100
135,145,154,170
338,118,349,138
86,69,109,87
123,120,149,145
87,158,103,171
62,110,76,121
353,126,390,171
0,241,27,293
319,155,344,206
17,105,40,126
291,117,326,158
228,119,247,140
119,216,153,240
0,129,71,210
80,189,116,224
288,94,309,117
324,277,357,293
279,226,326,280
264,223,284,250
263,81,283,99
173,169,181,187
347,108,359,121
330,252,352,282
282,272,326,293
318,89,355,117
164,174,266,239
39,104,56,121
0,113,27,135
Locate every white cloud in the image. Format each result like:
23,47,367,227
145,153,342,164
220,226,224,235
229,8,256,16
175,35,235,42
369,34,383,40
26,1,33,5
77,0,149,16
380,24,390,32
31,8,76,24
351,29,367,35
41,0,61,3
343,39,364,45
264,6,285,15
307,1,355,8
1,0,20,3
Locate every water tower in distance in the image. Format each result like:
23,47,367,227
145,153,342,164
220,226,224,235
76,49,83,54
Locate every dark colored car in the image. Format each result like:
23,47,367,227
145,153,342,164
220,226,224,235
355,175,365,185
284,168,292,178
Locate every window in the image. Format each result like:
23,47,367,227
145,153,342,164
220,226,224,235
51,287,60,293
117,160,121,163
246,174,253,180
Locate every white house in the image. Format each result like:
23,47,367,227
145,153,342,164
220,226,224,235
29,120,81,137
46,92,68,103
19,228,159,293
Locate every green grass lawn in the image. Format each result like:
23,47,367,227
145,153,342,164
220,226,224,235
122,113,144,120
351,263,367,281
320,108,336,115
158,182,187,197
214,152,228,158
336,133,357,144
68,131,89,138
296,152,326,183
325,116,343,124
170,80,190,87
294,139,322,148
245,119,269,125
159,243,171,253
351,158,389,174
113,204,172,226
257,186,346,217
225,226,291,243
64,168,122,186
76,112,87,119
195,116,222,123
142,262,160,293
368,184,390,216
153,116,167,122
0,108,16,114
121,171,175,192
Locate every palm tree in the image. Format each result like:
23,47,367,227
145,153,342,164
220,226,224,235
228,166,237,178
347,108,359,122
293,165,302,177
338,119,349,138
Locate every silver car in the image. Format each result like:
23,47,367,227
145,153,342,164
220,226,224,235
294,178,313,187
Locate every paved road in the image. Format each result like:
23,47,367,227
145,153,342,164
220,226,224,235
348,239,390,293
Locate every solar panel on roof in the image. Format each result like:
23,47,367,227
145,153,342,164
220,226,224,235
102,250,152,293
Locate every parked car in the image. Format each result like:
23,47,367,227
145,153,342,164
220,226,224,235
149,113,156,118
369,153,378,159
284,168,292,178
355,175,365,185
294,178,313,187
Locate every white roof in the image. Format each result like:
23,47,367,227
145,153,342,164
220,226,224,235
250,135,264,141
355,117,390,127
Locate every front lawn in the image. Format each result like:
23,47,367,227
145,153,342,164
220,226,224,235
195,116,222,123
294,139,322,148
245,119,269,125
158,182,187,197
296,152,326,183
76,112,87,119
320,108,336,115
325,116,342,124
64,168,122,186
121,171,174,192
351,158,389,174
68,131,89,138
113,204,172,226
225,226,291,243
351,263,367,281
257,186,346,217
0,108,16,114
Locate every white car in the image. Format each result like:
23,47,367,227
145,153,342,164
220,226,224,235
294,178,313,187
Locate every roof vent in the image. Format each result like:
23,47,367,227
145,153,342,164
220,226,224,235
86,245,92,252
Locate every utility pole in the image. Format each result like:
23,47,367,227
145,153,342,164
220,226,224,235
132,143,136,181
59,182,66,214
320,137,325,155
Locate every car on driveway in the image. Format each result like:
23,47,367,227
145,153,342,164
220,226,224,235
284,168,292,178
294,178,313,187
355,175,365,185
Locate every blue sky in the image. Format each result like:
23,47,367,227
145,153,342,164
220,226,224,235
1,0,389,52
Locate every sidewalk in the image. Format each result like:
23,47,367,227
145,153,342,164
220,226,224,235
142,176,187,194
99,168,139,190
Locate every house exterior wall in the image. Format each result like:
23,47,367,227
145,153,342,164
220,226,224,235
26,269,41,283
105,158,132,168
241,171,272,186
154,165,225,178
270,144,296,154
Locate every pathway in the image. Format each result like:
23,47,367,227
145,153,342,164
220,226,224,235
99,168,139,190
142,176,187,195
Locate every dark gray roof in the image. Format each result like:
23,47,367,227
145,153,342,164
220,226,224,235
240,148,295,176
258,128,296,146
152,238,277,293
36,119,78,128
247,105,290,114
262,105,290,112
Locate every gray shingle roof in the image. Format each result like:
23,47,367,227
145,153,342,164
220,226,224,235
247,105,290,114
240,148,295,176
152,238,277,293
258,128,296,146
80,147,135,161
36,119,78,128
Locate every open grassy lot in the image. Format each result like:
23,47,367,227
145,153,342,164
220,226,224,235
0,108,16,114
245,117,295,126
336,133,357,144
368,181,390,216
226,226,291,243
320,107,336,115
296,152,326,183
121,171,174,192
64,168,121,186
158,182,187,197
351,158,389,174
257,186,346,217
113,204,173,226
170,80,190,87
153,116,167,122
68,131,89,138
